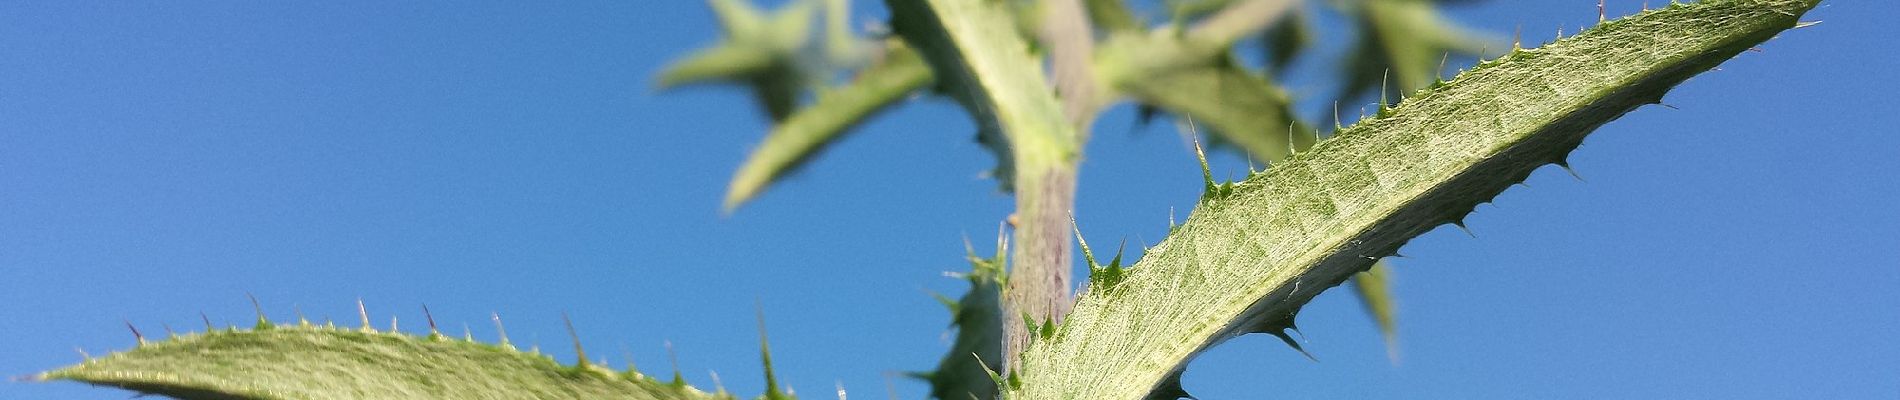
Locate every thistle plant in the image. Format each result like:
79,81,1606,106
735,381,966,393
31,0,1824,399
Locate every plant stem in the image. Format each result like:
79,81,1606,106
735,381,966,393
1039,0,1102,131
884,0,1087,367
1004,152,1079,366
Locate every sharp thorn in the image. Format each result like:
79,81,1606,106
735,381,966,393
247,292,269,328
1513,24,1523,50
1188,123,1215,193
1558,163,1586,182
1332,101,1342,130
125,320,145,346
423,304,440,336
882,371,901,400
493,312,513,349
1071,213,1096,268
961,233,975,258
1379,69,1391,107
1268,329,1317,362
564,312,589,367
994,221,1008,263
756,301,784,397
1437,52,1450,81
666,340,684,385
622,343,640,373
358,298,373,333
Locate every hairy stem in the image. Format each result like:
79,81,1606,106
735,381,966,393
1005,155,1079,366
884,0,1086,367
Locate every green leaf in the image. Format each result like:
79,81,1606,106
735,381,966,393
1118,55,1315,165
723,41,934,211
1260,7,1314,75
886,0,1083,190
919,240,1008,400
1164,0,1237,21
1097,26,1313,165
1351,260,1400,360
1009,1,1822,398
39,327,733,400
656,45,777,90
1084,0,1142,32
656,0,820,122
1336,0,1500,106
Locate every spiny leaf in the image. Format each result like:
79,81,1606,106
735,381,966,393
723,41,934,211
920,245,1006,400
39,326,732,400
1009,1,1822,398
1078,230,1131,291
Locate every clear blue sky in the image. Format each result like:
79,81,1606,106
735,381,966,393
3,1,1893,398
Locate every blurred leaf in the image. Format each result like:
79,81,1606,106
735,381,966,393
724,41,934,211
1336,0,1501,107
918,242,1007,400
657,45,777,89
657,0,821,122
1260,6,1314,75
1166,0,1239,21
1351,261,1400,361
1085,0,1143,32
1109,29,1314,163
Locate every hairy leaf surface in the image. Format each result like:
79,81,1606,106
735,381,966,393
41,327,733,400
1011,1,1821,398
